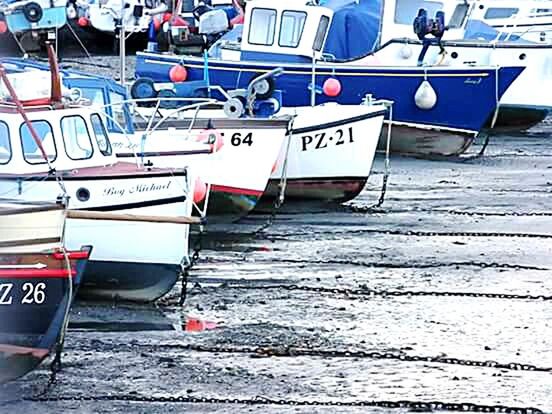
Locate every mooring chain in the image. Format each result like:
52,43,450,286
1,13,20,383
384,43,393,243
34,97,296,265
347,205,552,218
344,229,552,239
24,394,544,413
178,228,204,306
199,284,552,301
253,258,549,271
83,340,552,373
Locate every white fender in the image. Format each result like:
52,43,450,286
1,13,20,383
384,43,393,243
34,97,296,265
399,44,412,60
414,80,437,110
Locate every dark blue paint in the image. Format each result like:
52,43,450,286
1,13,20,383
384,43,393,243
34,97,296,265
136,53,524,132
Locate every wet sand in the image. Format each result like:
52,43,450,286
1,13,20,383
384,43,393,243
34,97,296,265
0,126,551,412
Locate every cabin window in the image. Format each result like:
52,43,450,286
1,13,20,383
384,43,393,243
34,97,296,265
448,3,469,28
20,120,57,165
108,91,129,133
279,10,307,48
248,8,277,45
80,87,106,107
313,15,330,51
484,8,519,19
90,113,112,156
61,115,94,161
0,121,11,164
394,0,444,24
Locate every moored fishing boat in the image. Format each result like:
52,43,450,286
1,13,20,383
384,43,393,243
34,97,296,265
0,49,201,303
0,199,91,383
135,0,525,157
368,0,552,131
0,57,291,222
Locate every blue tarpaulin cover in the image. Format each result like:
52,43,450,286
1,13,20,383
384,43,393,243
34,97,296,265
322,0,383,60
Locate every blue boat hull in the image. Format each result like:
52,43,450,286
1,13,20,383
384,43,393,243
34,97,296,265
0,248,90,383
136,52,524,135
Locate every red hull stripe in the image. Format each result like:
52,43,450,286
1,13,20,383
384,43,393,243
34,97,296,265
0,269,76,279
211,184,263,197
52,251,90,260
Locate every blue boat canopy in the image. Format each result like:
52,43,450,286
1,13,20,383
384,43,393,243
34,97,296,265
322,0,383,60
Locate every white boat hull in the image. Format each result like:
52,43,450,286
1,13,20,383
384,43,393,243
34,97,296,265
0,169,192,302
265,103,386,203
117,117,290,221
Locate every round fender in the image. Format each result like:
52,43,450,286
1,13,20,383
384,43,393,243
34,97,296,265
23,2,43,23
249,73,275,100
130,78,157,104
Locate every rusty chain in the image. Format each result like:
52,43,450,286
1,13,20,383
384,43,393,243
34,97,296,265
24,394,544,412
347,205,552,217
244,257,549,271
77,340,552,373
162,283,551,302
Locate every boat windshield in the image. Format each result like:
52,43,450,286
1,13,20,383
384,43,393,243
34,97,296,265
394,0,444,24
448,3,469,28
61,115,94,160
0,121,11,164
20,120,57,165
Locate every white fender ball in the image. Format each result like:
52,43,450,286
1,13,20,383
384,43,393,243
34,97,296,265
400,44,412,59
414,80,437,110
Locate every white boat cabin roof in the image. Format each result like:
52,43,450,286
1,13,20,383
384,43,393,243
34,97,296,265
0,104,117,175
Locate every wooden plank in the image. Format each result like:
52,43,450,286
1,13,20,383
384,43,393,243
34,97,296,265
67,210,204,225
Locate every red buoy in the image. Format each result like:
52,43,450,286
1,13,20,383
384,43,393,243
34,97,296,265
169,64,187,82
0,21,8,34
323,78,342,97
77,16,89,27
193,177,207,204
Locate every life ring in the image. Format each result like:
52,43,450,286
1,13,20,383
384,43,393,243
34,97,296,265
23,2,43,23
249,73,275,100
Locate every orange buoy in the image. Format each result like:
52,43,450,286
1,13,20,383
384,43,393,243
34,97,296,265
193,177,207,204
169,64,187,82
0,21,8,34
323,78,342,97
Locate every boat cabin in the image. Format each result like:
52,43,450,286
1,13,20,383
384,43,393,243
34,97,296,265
0,103,117,175
0,59,134,135
213,0,473,63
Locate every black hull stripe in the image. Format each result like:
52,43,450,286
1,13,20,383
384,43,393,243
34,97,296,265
0,237,61,248
134,118,290,130
292,110,387,135
268,176,367,183
116,149,212,158
1,171,188,182
73,196,188,212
